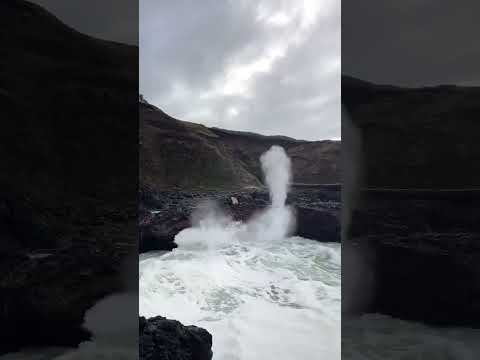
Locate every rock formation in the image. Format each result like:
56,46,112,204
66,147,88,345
140,316,213,360
343,76,480,327
139,188,340,253
0,0,137,353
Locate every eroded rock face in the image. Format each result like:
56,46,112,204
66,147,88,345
140,316,213,360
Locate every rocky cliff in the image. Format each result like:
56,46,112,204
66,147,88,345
342,76,480,328
139,100,341,253
342,75,480,189
140,100,340,191
0,0,137,353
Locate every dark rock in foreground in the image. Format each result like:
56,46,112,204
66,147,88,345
1,0,137,354
140,316,213,360
0,236,133,354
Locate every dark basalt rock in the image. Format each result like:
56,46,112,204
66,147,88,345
343,77,480,327
0,0,137,353
295,206,340,242
139,214,186,252
343,76,480,189
368,232,480,327
140,316,213,360
346,191,480,327
0,242,130,354
139,188,340,253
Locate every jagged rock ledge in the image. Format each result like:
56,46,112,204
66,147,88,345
140,316,213,360
0,243,132,354
139,188,340,253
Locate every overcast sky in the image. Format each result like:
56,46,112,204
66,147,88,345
343,0,480,87
140,0,340,141
31,0,138,45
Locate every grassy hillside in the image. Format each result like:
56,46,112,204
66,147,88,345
140,101,340,191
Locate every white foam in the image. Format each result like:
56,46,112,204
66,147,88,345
139,145,341,359
140,236,341,359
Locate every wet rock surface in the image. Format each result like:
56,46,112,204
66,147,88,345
346,190,480,327
140,316,213,360
139,187,340,253
0,198,136,354
343,77,480,327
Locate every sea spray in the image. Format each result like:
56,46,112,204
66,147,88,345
175,200,243,251
175,145,295,249
260,145,291,208
139,145,341,359
250,145,295,241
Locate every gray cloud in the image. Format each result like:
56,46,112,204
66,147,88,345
140,0,340,140
31,0,138,45
342,0,480,86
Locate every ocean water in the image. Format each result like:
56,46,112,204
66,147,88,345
139,230,341,359
343,314,480,360
139,145,341,359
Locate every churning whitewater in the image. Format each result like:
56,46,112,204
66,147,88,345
139,146,341,359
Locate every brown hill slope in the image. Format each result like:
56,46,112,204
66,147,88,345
140,101,340,191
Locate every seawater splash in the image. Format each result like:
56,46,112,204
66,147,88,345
176,145,295,251
139,145,341,359
260,145,291,208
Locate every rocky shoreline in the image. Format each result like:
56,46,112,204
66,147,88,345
139,187,341,253
0,195,136,354
140,316,213,360
138,186,340,358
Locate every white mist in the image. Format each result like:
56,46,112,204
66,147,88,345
261,145,291,208
139,145,341,359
